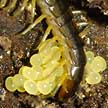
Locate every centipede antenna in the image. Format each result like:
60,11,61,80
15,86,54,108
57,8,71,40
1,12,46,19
13,0,29,17
0,0,7,8
4,0,17,13
21,14,46,35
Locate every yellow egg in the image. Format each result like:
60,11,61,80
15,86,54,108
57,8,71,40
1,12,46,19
86,71,102,84
13,74,26,87
24,80,38,95
85,51,94,63
22,66,43,81
90,56,107,72
30,54,43,66
18,66,25,74
17,86,25,93
42,46,61,64
5,76,17,92
37,79,56,95
42,61,59,78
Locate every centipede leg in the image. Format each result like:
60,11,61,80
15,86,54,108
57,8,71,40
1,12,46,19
30,0,37,22
13,0,29,17
72,10,88,32
3,0,17,13
37,25,53,49
41,25,52,42
21,14,46,35
0,0,7,8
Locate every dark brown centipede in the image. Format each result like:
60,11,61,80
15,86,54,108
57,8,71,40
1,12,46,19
0,0,86,100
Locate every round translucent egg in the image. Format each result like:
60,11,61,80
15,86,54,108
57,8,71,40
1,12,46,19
85,51,94,63
90,56,107,72
24,80,38,95
86,71,102,84
22,66,42,80
5,76,17,92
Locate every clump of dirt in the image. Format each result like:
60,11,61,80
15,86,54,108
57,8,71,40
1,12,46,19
83,0,108,15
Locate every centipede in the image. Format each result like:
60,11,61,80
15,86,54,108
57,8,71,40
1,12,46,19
1,0,86,100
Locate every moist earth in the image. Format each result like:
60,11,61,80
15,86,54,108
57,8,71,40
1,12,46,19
0,1,108,108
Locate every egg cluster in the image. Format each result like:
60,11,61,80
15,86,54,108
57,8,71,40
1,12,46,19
84,51,107,84
5,37,70,96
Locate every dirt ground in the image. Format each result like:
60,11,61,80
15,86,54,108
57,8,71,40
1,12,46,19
0,0,108,108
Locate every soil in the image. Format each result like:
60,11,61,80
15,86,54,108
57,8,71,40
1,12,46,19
71,0,108,16
0,0,108,108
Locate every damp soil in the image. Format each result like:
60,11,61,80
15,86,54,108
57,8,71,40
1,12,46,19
0,1,108,108
71,0,108,16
